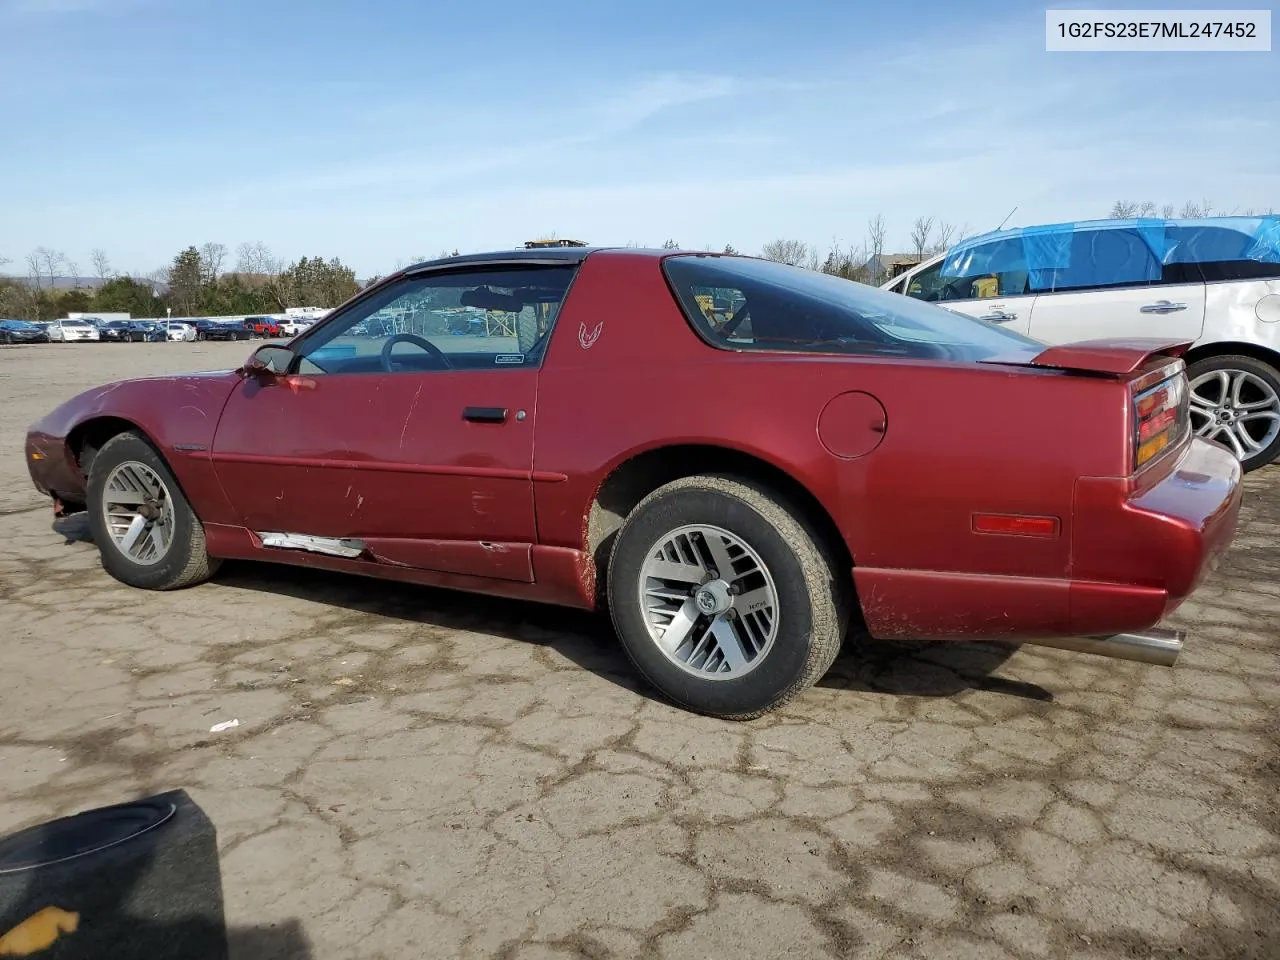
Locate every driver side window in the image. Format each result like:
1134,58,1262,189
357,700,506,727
295,266,577,375
905,240,1030,303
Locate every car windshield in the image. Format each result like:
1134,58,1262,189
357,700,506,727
664,255,1042,362
63,320,91,327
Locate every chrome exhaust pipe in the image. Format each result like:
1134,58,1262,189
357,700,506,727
1024,627,1183,667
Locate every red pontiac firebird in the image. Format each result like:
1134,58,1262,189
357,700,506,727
25,248,1243,718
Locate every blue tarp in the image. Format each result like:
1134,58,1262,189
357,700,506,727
940,215,1280,290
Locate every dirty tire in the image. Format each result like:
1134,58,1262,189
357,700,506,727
86,431,221,591
607,474,850,720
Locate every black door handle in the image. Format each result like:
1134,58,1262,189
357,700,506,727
463,406,508,423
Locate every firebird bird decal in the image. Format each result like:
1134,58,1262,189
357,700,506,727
578,321,603,350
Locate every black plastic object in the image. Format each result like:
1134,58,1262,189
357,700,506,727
462,406,509,423
0,789,227,959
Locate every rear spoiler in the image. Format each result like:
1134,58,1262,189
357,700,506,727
982,338,1193,377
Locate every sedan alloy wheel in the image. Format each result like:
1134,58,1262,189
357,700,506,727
1188,360,1280,470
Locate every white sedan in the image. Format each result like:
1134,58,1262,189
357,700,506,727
165,322,197,342
47,319,100,342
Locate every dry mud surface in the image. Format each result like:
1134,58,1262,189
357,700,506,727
1,341,1277,959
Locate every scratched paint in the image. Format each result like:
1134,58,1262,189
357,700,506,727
399,385,423,449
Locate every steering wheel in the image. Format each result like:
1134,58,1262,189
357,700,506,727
380,333,452,372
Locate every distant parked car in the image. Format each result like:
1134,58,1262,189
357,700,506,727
0,319,51,344
98,321,136,343
277,318,308,337
126,321,165,342
194,319,250,342
242,316,282,338
884,215,1280,471
165,322,197,342
47,319,100,343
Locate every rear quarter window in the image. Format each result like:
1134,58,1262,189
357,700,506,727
662,255,1041,363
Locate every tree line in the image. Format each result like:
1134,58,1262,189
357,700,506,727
654,213,965,286
1108,199,1275,220
3,200,1271,321
0,242,361,322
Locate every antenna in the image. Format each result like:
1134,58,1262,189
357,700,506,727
996,206,1018,231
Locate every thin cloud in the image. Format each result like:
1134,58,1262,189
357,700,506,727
201,71,767,200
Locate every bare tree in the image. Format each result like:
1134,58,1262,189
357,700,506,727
759,238,811,266
199,243,227,284
28,247,66,292
1112,200,1222,219
930,221,958,255
910,216,935,259
25,251,43,292
146,266,172,300
393,254,431,271
41,248,66,290
236,241,277,278
866,214,887,284
90,248,113,282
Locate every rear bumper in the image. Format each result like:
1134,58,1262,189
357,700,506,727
855,439,1242,641
1071,438,1241,630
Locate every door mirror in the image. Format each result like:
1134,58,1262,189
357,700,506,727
238,344,294,379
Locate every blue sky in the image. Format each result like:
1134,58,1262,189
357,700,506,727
1,0,1276,278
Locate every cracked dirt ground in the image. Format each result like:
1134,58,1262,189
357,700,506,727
1,341,1278,960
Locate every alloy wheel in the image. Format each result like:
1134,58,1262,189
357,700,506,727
101,461,176,565
637,524,779,679
1189,368,1280,461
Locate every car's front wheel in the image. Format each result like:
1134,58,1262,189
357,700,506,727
86,432,221,590
607,475,850,719
1187,355,1280,472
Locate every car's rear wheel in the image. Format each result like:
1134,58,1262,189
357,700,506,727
607,475,850,719
1187,355,1280,472
86,432,220,590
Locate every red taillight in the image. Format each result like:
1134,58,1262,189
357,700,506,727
972,513,1060,538
1138,407,1178,442
1132,369,1189,470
